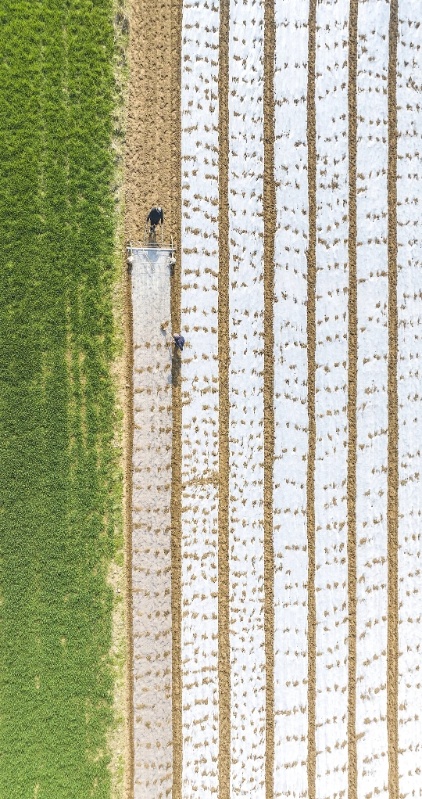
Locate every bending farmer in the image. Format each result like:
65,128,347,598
173,334,185,352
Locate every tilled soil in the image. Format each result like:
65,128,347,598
125,0,180,242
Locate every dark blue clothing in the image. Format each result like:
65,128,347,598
173,335,185,351
147,207,164,226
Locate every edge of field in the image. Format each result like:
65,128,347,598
107,1,132,797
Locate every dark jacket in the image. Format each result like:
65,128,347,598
173,335,185,351
147,207,164,226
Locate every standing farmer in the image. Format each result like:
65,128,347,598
147,206,164,238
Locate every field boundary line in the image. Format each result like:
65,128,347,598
218,0,231,796
347,2,358,797
387,3,399,798
123,1,135,795
123,244,135,799
263,0,275,795
306,3,317,797
170,0,183,793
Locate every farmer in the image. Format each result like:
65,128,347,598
173,333,185,352
147,205,164,234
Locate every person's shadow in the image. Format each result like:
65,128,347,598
161,325,181,387
171,350,181,386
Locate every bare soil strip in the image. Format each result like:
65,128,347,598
306,3,317,797
263,0,275,795
218,0,231,796
170,0,183,789
347,2,358,796
387,3,399,798
126,0,174,239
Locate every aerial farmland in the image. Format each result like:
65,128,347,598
0,0,421,798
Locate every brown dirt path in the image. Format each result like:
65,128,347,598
217,1,230,797
125,0,180,240
306,2,317,797
263,0,275,797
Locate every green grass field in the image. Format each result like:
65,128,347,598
0,1,124,796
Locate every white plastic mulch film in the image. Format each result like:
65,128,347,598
134,0,422,797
